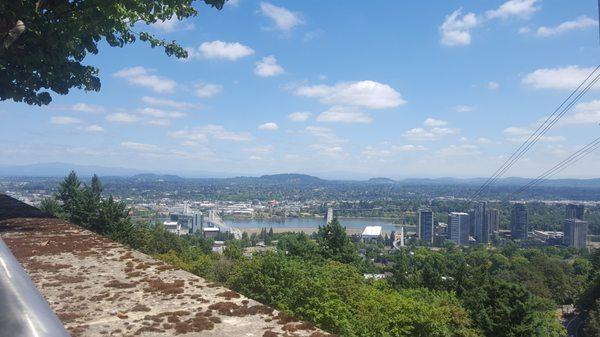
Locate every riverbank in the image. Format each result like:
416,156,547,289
239,226,366,235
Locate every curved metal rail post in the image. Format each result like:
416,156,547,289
0,238,70,337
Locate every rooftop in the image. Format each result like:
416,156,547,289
361,226,382,237
0,194,330,337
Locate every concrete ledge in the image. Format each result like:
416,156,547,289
0,194,331,337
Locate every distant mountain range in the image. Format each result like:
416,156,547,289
1,163,600,188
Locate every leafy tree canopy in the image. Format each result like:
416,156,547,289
1,0,226,105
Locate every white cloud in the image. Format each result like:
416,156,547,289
522,65,597,90
562,100,600,125
146,119,171,126
437,144,480,157
403,119,458,141
454,105,474,113
441,1,539,47
440,9,478,46
316,106,372,124
258,122,279,131
137,107,185,119
486,0,540,20
71,103,104,113
106,113,140,124
84,125,105,133
113,66,176,93
288,111,311,122
424,118,448,127
474,137,497,144
519,27,531,34
305,125,348,157
503,126,566,142
259,2,304,31
121,142,160,152
403,128,437,141
172,125,252,142
536,16,597,37
198,40,254,61
295,80,405,109
488,81,500,90
245,145,273,154
141,96,200,110
362,143,426,158
151,15,194,33
254,55,285,77
195,83,223,98
50,116,82,125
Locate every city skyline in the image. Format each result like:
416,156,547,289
2,1,600,179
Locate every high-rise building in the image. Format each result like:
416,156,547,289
418,209,434,244
468,209,475,237
474,202,490,244
486,208,500,235
566,204,584,220
511,203,528,240
449,212,470,246
563,219,588,249
191,212,203,234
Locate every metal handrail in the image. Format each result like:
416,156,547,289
0,238,70,337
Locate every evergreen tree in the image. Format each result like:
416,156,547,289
317,218,359,264
56,170,83,222
39,197,62,217
90,174,103,201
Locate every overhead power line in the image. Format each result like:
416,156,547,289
469,65,600,201
509,136,600,198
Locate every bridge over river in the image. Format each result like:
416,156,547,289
205,210,242,239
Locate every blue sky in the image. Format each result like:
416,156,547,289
1,0,600,179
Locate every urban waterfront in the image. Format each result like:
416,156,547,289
225,217,414,234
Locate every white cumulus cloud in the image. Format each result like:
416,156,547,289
424,118,448,127
195,83,223,98
258,122,279,131
50,116,82,125
121,142,160,152
106,113,140,124
198,40,254,61
522,65,597,90
562,100,600,125
288,111,311,122
488,81,500,90
454,105,474,113
295,80,405,109
486,0,540,19
536,16,598,37
84,125,105,133
172,125,252,142
259,2,304,31
113,66,176,93
141,96,200,110
403,119,458,141
71,103,105,113
255,55,285,77
440,9,478,46
316,106,372,124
